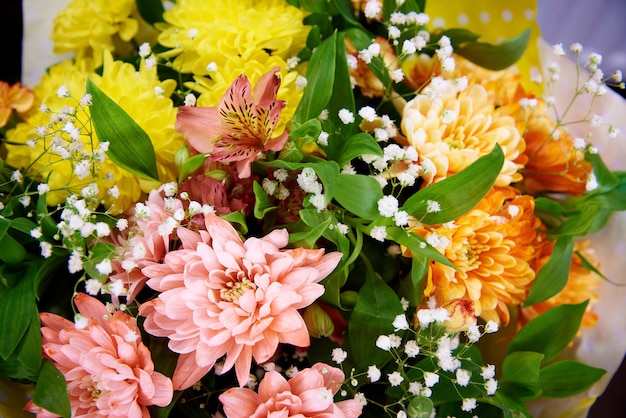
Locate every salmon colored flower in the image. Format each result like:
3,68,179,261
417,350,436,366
25,293,172,417
408,187,543,324
175,66,288,178
520,241,601,330
138,213,342,389
219,363,363,418
0,81,35,127
441,299,477,333
401,82,525,188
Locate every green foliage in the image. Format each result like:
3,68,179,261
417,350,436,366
33,360,71,418
507,301,588,364
86,78,160,182
523,236,574,306
402,144,504,224
538,360,605,398
135,0,165,24
347,272,403,368
456,28,532,71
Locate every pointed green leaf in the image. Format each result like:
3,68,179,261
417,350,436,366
86,78,159,181
402,144,504,224
333,174,383,220
347,273,404,367
539,360,605,398
386,227,455,268
0,262,38,359
253,181,277,219
456,28,531,71
508,301,588,364
501,351,544,389
33,360,71,418
337,132,383,167
293,33,337,123
524,236,574,306
136,0,165,24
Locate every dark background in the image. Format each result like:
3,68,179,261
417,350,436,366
1,0,624,416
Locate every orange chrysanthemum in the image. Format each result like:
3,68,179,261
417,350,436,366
519,108,593,195
401,82,525,188
0,81,35,128
520,241,601,330
409,186,544,324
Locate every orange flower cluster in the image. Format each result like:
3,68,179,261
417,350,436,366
409,187,543,324
0,81,35,128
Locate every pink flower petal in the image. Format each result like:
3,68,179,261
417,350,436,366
219,388,261,418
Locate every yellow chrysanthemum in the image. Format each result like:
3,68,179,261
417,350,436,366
409,186,543,324
157,0,310,76
51,0,148,68
401,82,525,187
4,53,184,213
520,241,602,330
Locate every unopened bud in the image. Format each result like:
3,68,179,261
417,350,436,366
302,303,335,338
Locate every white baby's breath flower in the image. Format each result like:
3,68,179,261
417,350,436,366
378,195,399,217
387,371,404,386
338,108,355,124
74,314,89,329
85,279,103,295
367,365,381,382
375,334,391,350
331,348,348,364
392,314,409,331
423,371,439,387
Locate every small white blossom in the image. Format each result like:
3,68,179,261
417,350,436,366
426,200,441,213
367,365,381,382
187,28,199,39
74,314,89,329
392,314,409,331
409,381,423,396
462,398,477,412
388,25,401,39
485,378,498,395
358,106,377,122
125,330,139,342
95,222,111,237
19,195,31,207
95,259,113,276
30,227,43,239
570,42,583,54
378,195,399,217
68,251,84,274
121,259,138,272
57,85,70,98
404,340,420,357
184,93,197,107
456,369,471,387
375,335,391,351
206,62,218,72
466,322,481,343
116,219,128,231
363,0,381,19
338,108,355,124
139,42,152,57
295,75,308,90
552,43,566,56
85,279,103,295
310,193,326,212
40,242,53,258
388,371,404,387
485,320,499,333
317,131,329,146
402,39,416,55
10,170,23,183
394,210,409,227
370,226,387,242
107,280,126,297
586,172,598,192
354,392,367,407
481,364,496,380
331,348,348,364
391,68,404,83
423,371,439,387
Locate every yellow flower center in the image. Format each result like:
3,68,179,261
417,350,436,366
220,276,256,303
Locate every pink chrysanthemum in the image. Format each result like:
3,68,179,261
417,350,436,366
219,363,363,418
25,293,172,417
138,214,342,389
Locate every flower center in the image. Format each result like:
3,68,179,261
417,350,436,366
220,276,257,302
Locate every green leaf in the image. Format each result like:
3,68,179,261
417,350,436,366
508,301,588,364
539,360,605,398
16,306,42,377
456,28,531,71
501,351,544,389
337,132,383,167
331,0,364,28
333,174,383,220
0,231,26,264
33,360,71,418
288,217,332,247
523,236,574,306
398,253,428,306
347,273,404,368
288,118,322,142
253,181,277,219
0,263,38,359
402,144,504,224
293,33,337,123
299,0,328,13
135,0,165,24
386,227,455,268
86,78,159,181
220,211,248,235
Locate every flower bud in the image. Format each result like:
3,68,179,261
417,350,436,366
302,303,335,338
441,299,476,333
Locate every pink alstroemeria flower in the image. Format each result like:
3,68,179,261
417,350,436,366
219,363,363,418
138,214,342,390
24,293,173,418
176,66,288,178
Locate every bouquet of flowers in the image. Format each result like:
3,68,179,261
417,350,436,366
1,0,625,417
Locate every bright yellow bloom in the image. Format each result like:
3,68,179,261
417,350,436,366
157,0,309,76
4,54,184,213
51,0,148,67
408,186,543,324
401,82,525,187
